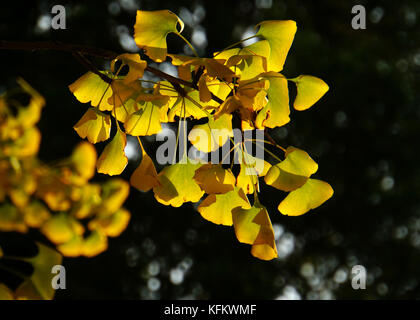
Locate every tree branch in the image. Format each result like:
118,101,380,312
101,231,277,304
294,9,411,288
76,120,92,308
0,40,224,104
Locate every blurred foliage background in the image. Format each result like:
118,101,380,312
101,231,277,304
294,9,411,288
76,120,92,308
1,0,420,299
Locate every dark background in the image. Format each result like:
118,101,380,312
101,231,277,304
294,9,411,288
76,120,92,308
1,0,420,299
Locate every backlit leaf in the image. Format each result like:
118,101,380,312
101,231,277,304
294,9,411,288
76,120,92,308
134,10,184,62
278,178,334,216
255,20,297,72
232,201,278,260
97,129,128,176
255,72,290,129
69,71,114,111
111,53,147,84
193,164,236,194
198,187,250,226
73,108,111,144
130,151,159,192
153,156,204,207
291,75,329,111
265,146,318,192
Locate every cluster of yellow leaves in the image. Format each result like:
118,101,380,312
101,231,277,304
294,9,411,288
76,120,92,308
0,80,131,299
68,10,333,261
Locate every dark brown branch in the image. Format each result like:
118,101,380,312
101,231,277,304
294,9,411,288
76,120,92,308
0,40,224,104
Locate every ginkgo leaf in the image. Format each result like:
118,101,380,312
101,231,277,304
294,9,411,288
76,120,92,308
0,284,13,300
255,72,290,129
153,156,204,207
71,142,97,181
232,201,278,261
255,20,297,72
16,78,45,129
41,213,83,245
188,114,233,152
167,91,208,121
57,235,83,257
198,187,251,226
114,99,140,123
236,78,268,112
69,71,114,111
198,73,212,102
193,164,236,194
88,208,131,237
97,129,128,176
134,10,184,62
265,146,318,192
278,178,333,216
15,242,62,300
226,54,267,81
5,127,41,157
0,203,26,233
100,178,130,213
124,98,169,136
130,151,159,192
73,108,111,144
111,53,147,84
291,75,329,111
82,230,108,257
24,201,50,228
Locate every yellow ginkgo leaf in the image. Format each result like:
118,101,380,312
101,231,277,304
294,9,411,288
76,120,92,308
100,178,130,213
226,54,267,81
198,187,250,226
73,108,111,144
278,178,334,216
134,10,184,62
188,114,233,153
57,235,83,257
82,230,108,257
97,129,128,176
114,99,140,123
130,151,159,192
153,156,204,207
24,201,50,228
111,53,147,84
41,213,84,245
16,78,45,129
193,164,236,194
88,208,131,238
255,20,297,72
255,72,290,129
265,146,318,192
291,75,329,111
5,127,41,157
124,98,169,136
236,150,271,194
167,90,209,121
232,201,278,261
69,71,114,111
71,142,97,181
